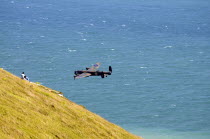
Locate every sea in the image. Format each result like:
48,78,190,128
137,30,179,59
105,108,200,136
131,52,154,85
1,0,210,138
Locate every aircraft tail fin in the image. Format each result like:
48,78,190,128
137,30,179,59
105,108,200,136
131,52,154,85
109,66,112,73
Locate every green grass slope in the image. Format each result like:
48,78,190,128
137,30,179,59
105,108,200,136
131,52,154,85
0,68,142,139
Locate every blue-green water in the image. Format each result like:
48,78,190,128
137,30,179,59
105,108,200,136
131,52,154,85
1,0,210,138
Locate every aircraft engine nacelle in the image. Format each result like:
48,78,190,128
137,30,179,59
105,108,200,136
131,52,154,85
101,73,104,78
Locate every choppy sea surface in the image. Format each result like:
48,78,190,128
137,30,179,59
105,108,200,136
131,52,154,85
1,0,210,138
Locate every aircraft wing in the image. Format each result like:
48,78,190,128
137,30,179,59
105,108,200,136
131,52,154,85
75,73,91,79
88,62,101,71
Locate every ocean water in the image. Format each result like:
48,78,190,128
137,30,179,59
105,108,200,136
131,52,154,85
1,0,210,138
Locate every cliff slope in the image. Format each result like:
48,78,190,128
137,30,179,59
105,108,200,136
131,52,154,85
0,68,142,139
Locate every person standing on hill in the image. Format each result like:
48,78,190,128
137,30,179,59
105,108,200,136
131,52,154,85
21,72,25,79
24,75,29,81
21,72,29,81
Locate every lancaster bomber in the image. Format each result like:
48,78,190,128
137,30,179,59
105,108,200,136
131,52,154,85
74,63,112,79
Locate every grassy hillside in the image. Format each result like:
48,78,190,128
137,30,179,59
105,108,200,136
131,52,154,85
0,68,142,139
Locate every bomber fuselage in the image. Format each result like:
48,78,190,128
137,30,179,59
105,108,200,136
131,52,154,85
74,70,111,76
